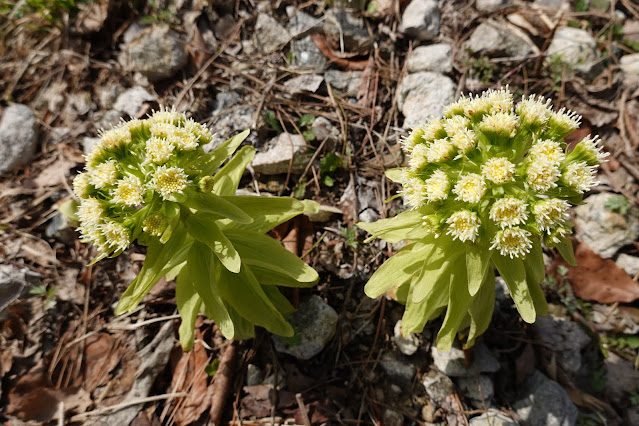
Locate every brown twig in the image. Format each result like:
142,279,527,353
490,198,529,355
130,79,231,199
210,340,239,425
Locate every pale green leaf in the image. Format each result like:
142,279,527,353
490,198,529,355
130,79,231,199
176,268,202,351
250,265,316,288
466,243,492,296
436,265,473,351
212,145,255,196
364,243,430,298
357,210,427,243
160,202,181,243
262,284,295,315
527,276,549,317
523,239,545,284
225,302,256,340
401,270,449,335
384,168,404,183
492,254,536,323
216,262,293,336
556,236,577,266
182,192,253,224
186,216,241,273
221,196,307,233
464,271,495,349
412,244,463,303
200,129,250,176
225,229,318,283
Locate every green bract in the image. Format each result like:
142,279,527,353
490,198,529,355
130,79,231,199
74,108,320,350
359,88,608,351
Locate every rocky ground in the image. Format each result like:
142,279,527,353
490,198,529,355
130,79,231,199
1,0,639,425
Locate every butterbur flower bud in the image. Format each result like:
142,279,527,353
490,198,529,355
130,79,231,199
359,87,607,351
73,107,320,349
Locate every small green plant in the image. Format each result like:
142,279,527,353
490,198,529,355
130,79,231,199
298,114,316,142
30,284,56,310
589,367,606,393
340,226,359,249
630,385,639,406
466,57,496,84
320,152,341,187
358,88,608,350
1,0,82,29
264,110,283,134
604,195,630,215
140,0,179,26
74,108,320,350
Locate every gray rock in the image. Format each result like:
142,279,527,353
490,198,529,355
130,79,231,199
393,319,419,356
513,370,578,426
422,370,454,408
380,352,416,384
324,70,362,96
546,27,601,75
399,0,440,41
98,85,122,110
616,253,639,276
465,21,534,58
287,6,322,38
99,109,123,129
209,91,256,146
431,342,500,377
246,364,262,387
620,53,639,75
255,13,290,54
1,265,40,311
124,25,188,82
112,86,156,117
604,352,639,402
382,409,404,426
456,375,494,409
0,104,37,174
407,43,453,74
251,132,308,175
272,295,338,360
323,8,371,53
626,405,639,425
311,117,340,144
574,192,639,258
470,410,519,426
397,72,456,128
476,0,510,10
284,74,324,94
292,36,328,69
533,315,590,374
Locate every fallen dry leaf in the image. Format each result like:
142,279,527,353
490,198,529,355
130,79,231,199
559,242,639,304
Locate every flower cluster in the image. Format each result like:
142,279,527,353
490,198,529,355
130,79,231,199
399,88,607,259
74,109,319,350
359,88,607,350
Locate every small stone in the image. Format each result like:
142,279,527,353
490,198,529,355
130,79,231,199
421,399,437,422
422,370,454,408
124,25,188,82
399,0,441,41
574,192,639,258
246,364,262,387
255,13,290,54
324,70,362,96
407,43,453,74
323,9,371,53
469,410,519,426
251,133,308,175
626,405,639,425
546,27,601,75
209,91,256,145
98,85,122,110
272,295,338,360
1,265,39,311
476,0,510,10
513,370,578,426
533,315,590,374
382,409,404,426
393,320,419,356
112,86,156,117
0,104,38,174
283,74,324,94
604,352,639,402
380,352,416,385
287,6,322,38
616,253,639,276
534,0,570,9
397,72,456,128
431,342,500,377
311,117,340,144
465,21,534,58
456,375,494,409
45,212,76,244
292,36,328,69
620,53,639,75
